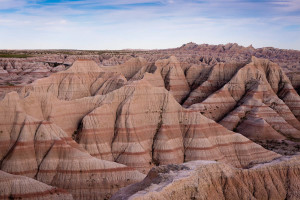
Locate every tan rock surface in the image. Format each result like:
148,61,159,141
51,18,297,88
154,56,190,103
112,155,300,200
0,92,145,199
77,77,279,173
1,43,300,94
0,56,299,199
183,62,243,107
0,170,72,200
190,57,300,140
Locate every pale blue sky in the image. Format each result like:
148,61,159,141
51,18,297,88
0,0,300,50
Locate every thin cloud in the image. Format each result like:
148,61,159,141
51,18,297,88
0,0,27,9
272,0,300,12
0,0,299,49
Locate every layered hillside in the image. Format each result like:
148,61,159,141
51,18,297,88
0,170,73,200
186,57,300,142
1,43,300,95
0,55,300,199
112,155,300,200
0,91,145,199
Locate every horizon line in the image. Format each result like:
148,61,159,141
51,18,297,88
1,42,300,52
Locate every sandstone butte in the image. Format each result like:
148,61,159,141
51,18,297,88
0,55,299,199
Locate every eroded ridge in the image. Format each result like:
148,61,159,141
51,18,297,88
0,56,299,199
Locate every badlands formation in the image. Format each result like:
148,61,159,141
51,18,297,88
112,156,300,200
0,43,300,199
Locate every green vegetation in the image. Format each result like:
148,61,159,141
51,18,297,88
0,54,32,58
0,49,147,58
6,83,15,86
72,130,78,141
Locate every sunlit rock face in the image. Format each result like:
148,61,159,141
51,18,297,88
0,52,300,199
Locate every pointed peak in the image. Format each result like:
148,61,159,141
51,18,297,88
251,56,271,65
251,56,258,62
251,56,267,63
248,44,255,49
125,56,147,65
63,59,103,73
155,56,180,67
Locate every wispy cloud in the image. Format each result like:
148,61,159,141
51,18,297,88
0,0,299,50
0,0,27,9
272,0,300,12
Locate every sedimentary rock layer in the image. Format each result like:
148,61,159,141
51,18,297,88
1,42,300,92
0,91,145,199
77,79,279,173
112,155,300,200
0,170,73,200
189,57,300,140
0,57,299,199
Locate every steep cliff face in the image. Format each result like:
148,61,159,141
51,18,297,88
112,155,300,200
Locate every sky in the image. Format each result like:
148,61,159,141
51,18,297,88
0,0,300,50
